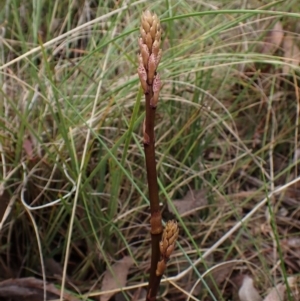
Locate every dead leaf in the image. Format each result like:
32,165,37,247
206,261,235,286
238,275,262,301
0,277,80,301
263,276,300,301
23,138,34,160
261,21,284,55
288,276,300,300
44,257,67,280
263,283,285,301
169,189,208,216
286,237,300,248
199,261,236,298
131,287,147,301
282,34,300,74
100,256,134,301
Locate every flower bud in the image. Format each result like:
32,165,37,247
156,259,166,276
165,244,175,258
137,61,148,93
143,10,153,26
159,240,164,255
150,18,159,40
139,44,150,69
147,53,156,84
150,74,161,108
155,30,161,43
152,39,160,57
140,26,147,42
145,33,153,52
141,16,150,32
159,220,179,260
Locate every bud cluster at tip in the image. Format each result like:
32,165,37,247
137,10,162,108
156,220,179,276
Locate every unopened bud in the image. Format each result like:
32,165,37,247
140,26,147,42
145,33,153,52
150,19,159,40
141,16,150,32
139,39,150,68
159,220,179,260
143,10,153,26
137,62,148,93
147,54,156,84
152,39,160,57
150,74,161,108
155,30,161,43
156,259,166,276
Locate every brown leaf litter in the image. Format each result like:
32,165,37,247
261,21,284,55
169,189,208,216
100,256,134,301
0,277,80,301
238,274,300,301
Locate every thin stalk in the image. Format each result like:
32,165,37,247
144,88,163,301
137,10,178,301
144,92,160,214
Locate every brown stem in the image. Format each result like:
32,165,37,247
144,88,163,301
144,92,159,213
147,231,162,301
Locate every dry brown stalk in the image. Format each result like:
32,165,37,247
138,10,162,301
137,10,178,301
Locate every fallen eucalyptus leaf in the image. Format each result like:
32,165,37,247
100,256,133,301
238,275,262,301
169,189,208,216
261,21,284,54
263,283,285,301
